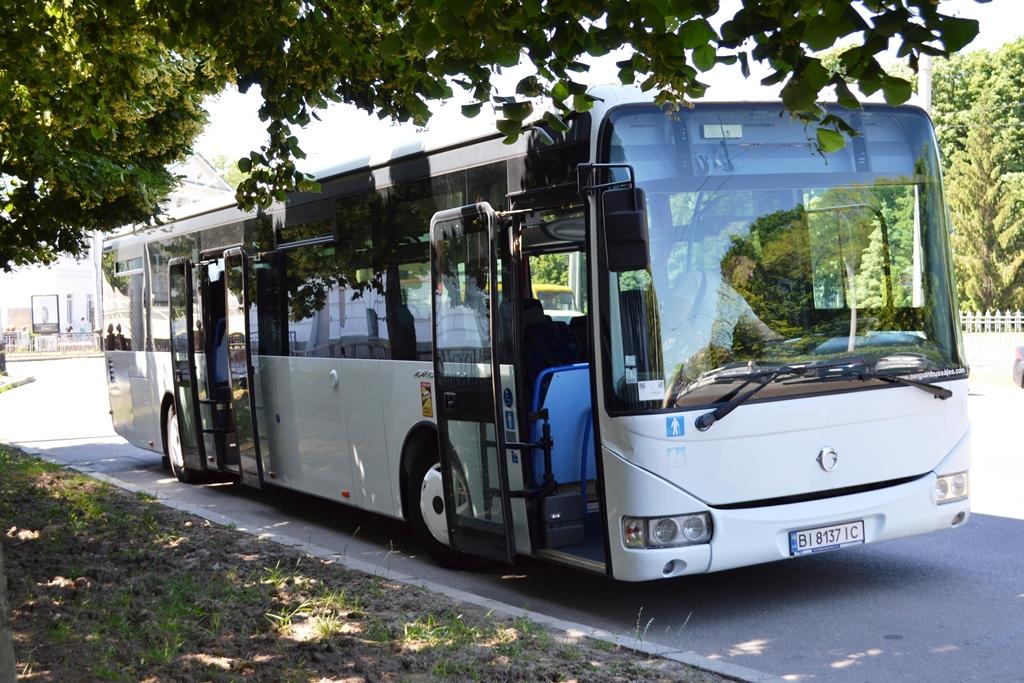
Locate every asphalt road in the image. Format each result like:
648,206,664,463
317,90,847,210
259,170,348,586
2,357,1022,682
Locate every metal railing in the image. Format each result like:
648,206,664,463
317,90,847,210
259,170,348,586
2,332,102,355
960,310,1024,372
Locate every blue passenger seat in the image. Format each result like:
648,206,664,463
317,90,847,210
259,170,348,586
530,363,595,502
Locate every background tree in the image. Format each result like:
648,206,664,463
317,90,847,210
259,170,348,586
530,254,570,287
931,38,1024,173
946,98,1024,311
210,155,251,190
1,1,983,271
0,2,227,270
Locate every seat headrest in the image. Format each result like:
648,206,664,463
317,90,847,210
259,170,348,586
521,298,550,327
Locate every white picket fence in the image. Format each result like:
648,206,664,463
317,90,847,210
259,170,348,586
960,310,1024,373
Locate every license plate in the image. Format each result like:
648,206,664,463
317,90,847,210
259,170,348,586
789,520,864,556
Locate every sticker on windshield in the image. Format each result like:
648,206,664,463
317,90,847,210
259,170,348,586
666,415,684,438
625,355,637,384
638,379,663,402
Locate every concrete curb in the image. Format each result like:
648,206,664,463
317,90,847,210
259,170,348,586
6,353,103,362
0,377,34,395
17,446,781,683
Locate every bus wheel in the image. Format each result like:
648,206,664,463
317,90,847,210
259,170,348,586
407,456,486,571
166,405,199,484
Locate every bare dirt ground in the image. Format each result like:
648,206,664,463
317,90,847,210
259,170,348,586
0,447,724,682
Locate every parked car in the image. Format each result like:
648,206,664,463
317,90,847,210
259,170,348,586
1014,345,1024,387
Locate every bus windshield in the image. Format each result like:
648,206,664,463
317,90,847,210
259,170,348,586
601,104,965,413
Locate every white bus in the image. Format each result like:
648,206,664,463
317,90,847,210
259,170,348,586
103,86,970,581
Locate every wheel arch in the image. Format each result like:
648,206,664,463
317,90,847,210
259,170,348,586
399,421,440,521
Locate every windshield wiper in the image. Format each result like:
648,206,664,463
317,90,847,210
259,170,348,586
855,369,953,400
695,359,866,431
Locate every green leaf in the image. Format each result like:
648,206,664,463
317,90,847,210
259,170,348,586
516,75,542,97
937,16,980,53
493,46,521,67
414,23,440,54
692,44,716,72
534,127,554,146
550,81,570,103
496,119,522,137
237,157,252,173
542,111,568,133
880,76,912,105
832,79,859,110
461,102,483,118
571,93,594,112
781,78,817,111
816,127,846,153
379,34,402,57
804,21,841,51
502,101,533,121
678,19,716,49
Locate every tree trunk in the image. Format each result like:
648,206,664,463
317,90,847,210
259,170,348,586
0,543,15,682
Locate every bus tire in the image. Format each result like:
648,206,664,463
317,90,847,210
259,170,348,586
165,404,200,484
407,454,487,571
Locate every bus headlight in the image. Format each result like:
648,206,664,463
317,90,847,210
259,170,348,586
622,513,712,549
681,515,709,542
934,471,968,504
652,518,679,545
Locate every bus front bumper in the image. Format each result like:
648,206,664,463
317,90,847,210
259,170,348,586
604,434,971,582
705,472,970,574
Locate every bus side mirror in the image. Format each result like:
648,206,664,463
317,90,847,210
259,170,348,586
602,187,649,272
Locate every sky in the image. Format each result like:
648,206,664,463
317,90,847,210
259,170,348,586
195,0,1024,174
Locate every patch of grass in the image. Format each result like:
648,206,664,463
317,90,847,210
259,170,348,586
47,620,74,643
310,612,345,639
312,587,360,614
363,617,394,644
633,606,655,649
262,560,289,590
402,610,490,651
2,446,719,682
514,614,554,649
431,657,484,679
558,644,586,663
261,558,305,591
266,599,314,633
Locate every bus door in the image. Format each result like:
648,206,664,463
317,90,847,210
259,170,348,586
429,203,516,563
194,257,236,472
168,258,206,472
223,248,263,488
